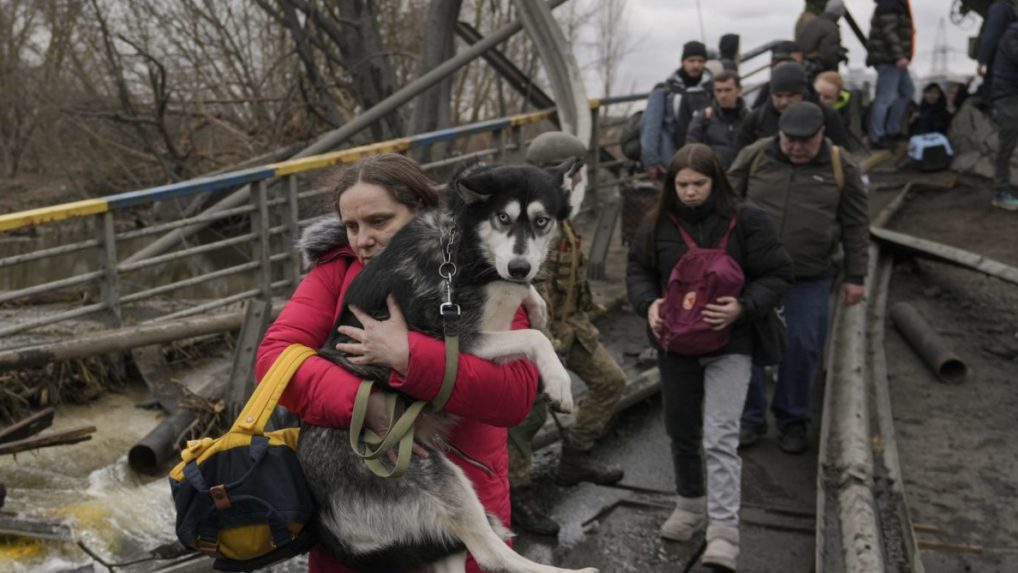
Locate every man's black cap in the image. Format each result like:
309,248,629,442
779,101,825,138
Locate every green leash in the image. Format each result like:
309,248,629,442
348,222,461,479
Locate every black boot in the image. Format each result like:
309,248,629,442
555,443,624,486
510,487,560,536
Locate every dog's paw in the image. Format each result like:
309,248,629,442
542,364,575,414
523,285,548,332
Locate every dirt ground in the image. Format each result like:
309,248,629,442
885,259,1018,572
887,173,1018,267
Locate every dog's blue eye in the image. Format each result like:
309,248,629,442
534,217,549,228
497,212,510,224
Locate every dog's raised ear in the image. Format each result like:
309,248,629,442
455,177,490,204
550,157,587,219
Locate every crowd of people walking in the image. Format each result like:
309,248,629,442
250,2,1018,573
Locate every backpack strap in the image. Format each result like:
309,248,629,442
232,344,316,435
669,212,737,250
749,147,766,177
717,218,738,250
831,144,844,193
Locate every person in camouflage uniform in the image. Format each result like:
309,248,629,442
507,132,628,536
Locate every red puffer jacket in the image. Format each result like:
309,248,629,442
254,243,539,573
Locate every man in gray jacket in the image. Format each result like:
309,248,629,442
686,71,748,168
728,102,869,454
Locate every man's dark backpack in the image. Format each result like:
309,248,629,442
620,110,644,162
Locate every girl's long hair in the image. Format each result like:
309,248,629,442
640,143,739,267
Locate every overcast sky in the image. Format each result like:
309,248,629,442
575,0,984,96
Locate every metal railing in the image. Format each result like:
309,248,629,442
0,32,789,349
0,97,649,347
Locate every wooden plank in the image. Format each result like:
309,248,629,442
0,426,96,456
0,408,54,444
226,299,273,419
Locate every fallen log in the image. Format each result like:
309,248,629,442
0,425,96,456
0,407,54,444
0,304,283,371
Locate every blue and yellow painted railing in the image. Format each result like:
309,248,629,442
0,108,569,233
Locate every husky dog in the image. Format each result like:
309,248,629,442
298,160,598,573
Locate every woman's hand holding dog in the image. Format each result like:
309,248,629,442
336,295,410,376
702,296,742,331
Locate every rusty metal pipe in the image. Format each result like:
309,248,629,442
890,302,968,384
128,410,195,475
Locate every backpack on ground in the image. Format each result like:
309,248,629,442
170,344,318,572
908,133,953,172
658,217,746,355
620,110,644,162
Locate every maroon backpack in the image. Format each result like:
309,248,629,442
658,216,746,355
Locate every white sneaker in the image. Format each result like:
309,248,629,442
660,495,706,541
701,523,740,571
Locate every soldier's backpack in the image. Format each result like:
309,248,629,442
657,216,746,355
620,111,644,162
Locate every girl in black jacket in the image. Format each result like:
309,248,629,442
626,144,793,572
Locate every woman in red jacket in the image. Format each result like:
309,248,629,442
254,153,540,573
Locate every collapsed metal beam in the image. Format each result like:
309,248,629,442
890,302,968,384
870,226,1018,286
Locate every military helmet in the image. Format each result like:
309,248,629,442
526,131,587,168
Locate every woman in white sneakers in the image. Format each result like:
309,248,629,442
626,144,793,571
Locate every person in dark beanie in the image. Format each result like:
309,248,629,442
728,102,869,454
909,82,951,135
990,20,1018,211
735,62,851,155
641,40,714,178
751,41,805,110
866,0,916,148
719,34,741,71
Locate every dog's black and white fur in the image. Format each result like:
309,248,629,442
297,161,598,573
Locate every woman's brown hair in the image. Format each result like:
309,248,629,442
640,143,739,266
329,153,440,216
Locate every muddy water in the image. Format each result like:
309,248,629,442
0,383,178,571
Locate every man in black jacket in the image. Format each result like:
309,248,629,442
991,21,1018,211
735,62,851,155
866,0,915,148
686,71,748,168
